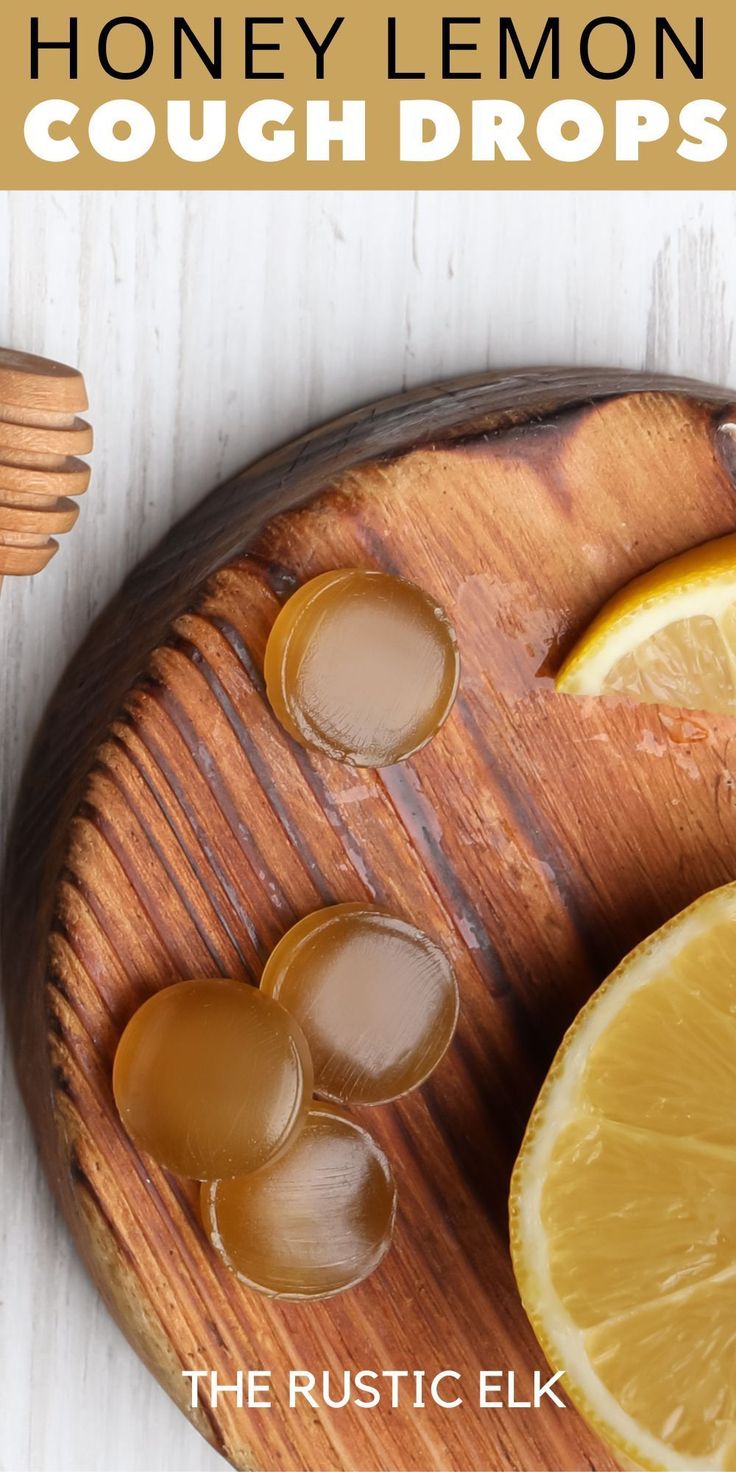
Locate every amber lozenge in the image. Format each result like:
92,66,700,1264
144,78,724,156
201,1103,396,1299
263,569,460,766
260,904,459,1106
113,979,313,1180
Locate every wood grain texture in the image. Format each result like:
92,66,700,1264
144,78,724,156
5,370,736,1472
4,191,736,1472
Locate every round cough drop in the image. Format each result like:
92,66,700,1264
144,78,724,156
201,1104,396,1299
113,979,313,1180
260,904,459,1105
264,569,460,766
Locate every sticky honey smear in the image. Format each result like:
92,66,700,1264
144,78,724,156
557,532,736,716
510,884,736,1471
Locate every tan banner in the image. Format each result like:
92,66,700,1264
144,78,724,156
0,1,732,188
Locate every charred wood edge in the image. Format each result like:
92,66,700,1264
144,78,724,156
2,366,735,1449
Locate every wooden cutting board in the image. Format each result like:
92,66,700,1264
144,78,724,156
6,369,736,1472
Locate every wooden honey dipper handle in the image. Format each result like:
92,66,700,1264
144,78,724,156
0,349,92,584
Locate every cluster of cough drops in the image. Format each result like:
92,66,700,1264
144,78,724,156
113,568,461,1300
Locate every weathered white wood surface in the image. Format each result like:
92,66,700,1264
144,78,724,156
1,190,736,1472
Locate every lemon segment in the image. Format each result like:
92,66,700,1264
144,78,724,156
557,533,736,714
510,884,736,1471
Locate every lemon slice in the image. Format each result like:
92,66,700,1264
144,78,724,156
557,533,736,714
510,884,736,1471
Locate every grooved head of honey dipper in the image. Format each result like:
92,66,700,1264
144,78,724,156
0,347,90,579
0,348,88,414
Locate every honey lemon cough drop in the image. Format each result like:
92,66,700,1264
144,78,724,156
201,1103,397,1300
113,979,313,1180
510,883,736,1471
557,532,736,715
264,569,460,766
261,904,458,1105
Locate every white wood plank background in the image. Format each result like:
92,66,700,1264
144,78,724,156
1,190,736,1472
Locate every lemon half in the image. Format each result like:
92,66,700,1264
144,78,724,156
510,884,736,1471
557,533,736,714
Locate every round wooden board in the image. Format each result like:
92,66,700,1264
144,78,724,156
6,370,736,1472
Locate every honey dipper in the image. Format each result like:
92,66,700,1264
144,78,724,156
0,348,91,584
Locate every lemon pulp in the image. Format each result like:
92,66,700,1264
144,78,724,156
511,884,736,1471
557,533,736,715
